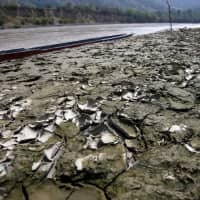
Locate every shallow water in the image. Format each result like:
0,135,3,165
0,23,200,51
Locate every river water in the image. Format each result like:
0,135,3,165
0,23,200,51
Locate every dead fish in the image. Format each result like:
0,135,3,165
55,109,64,117
122,92,135,101
1,130,13,139
47,163,56,179
76,113,92,130
55,116,64,126
81,83,93,91
36,116,54,127
12,86,17,90
44,124,55,133
0,110,8,120
75,155,94,171
39,162,53,172
101,131,119,144
181,81,188,88
10,98,32,118
123,150,135,169
37,132,52,143
16,126,38,143
32,159,43,171
185,68,194,81
32,142,63,179
184,144,200,154
164,173,176,181
0,139,17,150
81,84,87,90
185,74,193,81
65,96,76,108
108,117,139,139
169,124,187,132
44,142,62,161
10,105,23,118
0,164,7,178
125,139,137,152
64,109,77,121
75,153,106,171
0,94,6,101
78,99,99,113
57,97,67,105
28,123,43,129
122,87,143,101
91,111,103,123
46,106,57,114
185,68,193,74
32,159,52,174
84,135,99,150
86,123,119,145
0,151,14,163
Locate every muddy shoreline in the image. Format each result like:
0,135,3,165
0,28,200,200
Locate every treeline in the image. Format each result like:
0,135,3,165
1,3,200,28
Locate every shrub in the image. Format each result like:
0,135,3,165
0,18,4,26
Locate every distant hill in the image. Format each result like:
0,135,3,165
0,0,163,10
1,0,200,28
1,0,200,10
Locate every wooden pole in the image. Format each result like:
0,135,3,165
166,0,173,32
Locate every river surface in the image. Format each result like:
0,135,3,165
0,23,200,51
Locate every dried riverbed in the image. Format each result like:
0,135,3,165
0,28,200,200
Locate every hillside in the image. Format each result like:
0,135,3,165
1,0,200,10
1,0,200,28
1,2,200,28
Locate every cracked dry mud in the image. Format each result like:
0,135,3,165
0,28,200,200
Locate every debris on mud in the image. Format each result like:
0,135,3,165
1,28,200,199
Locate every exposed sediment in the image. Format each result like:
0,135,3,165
0,28,200,200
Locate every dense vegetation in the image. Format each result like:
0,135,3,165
1,0,200,10
1,4,200,28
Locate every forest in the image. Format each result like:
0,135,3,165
1,3,200,28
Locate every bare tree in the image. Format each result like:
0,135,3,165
16,1,20,17
166,0,173,31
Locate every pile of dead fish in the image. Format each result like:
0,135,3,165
0,88,146,180
0,78,198,183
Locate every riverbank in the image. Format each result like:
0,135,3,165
0,28,200,200
1,4,200,29
0,5,161,29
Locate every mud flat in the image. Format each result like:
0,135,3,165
0,28,200,200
